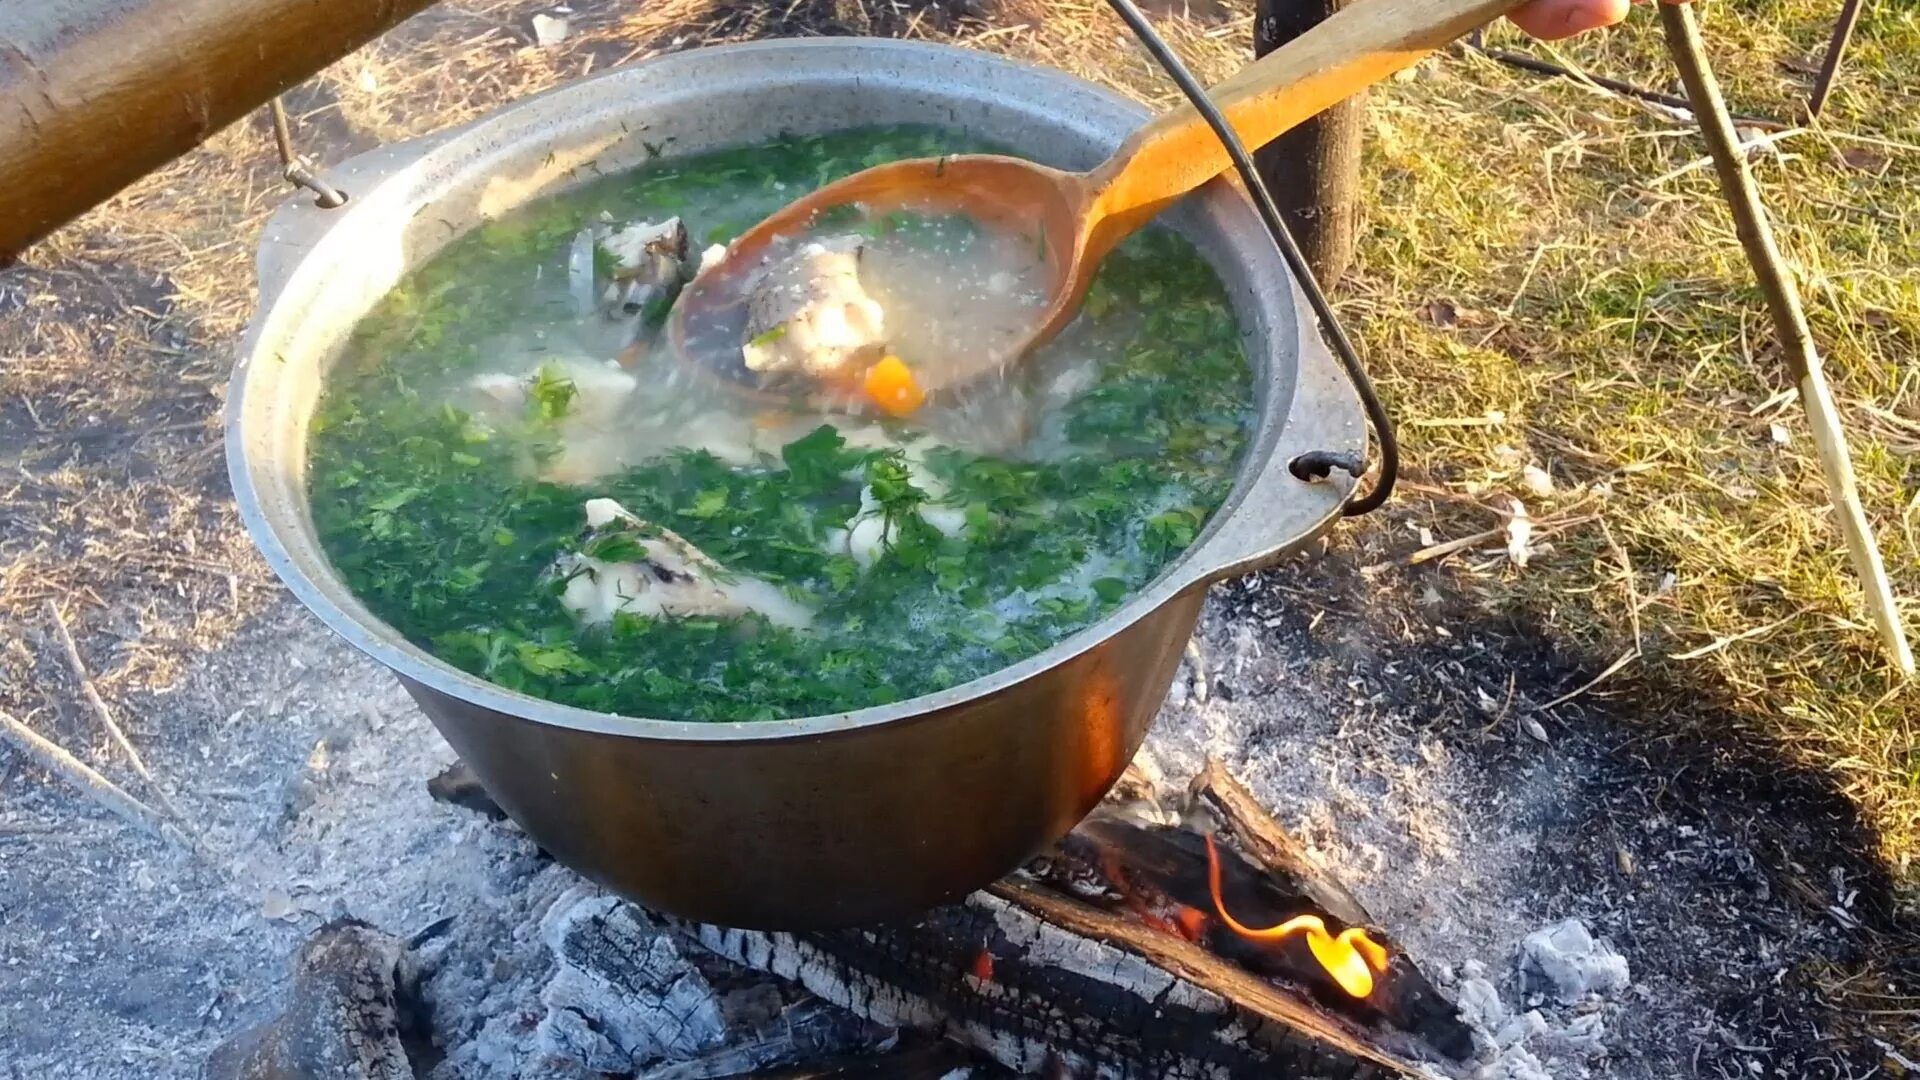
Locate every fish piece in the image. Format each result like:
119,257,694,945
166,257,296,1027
464,356,637,430
600,218,689,328
823,452,968,570
741,237,887,380
554,498,813,630
460,359,641,485
569,219,689,341
552,358,640,428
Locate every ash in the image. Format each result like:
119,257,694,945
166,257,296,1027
0,555,1905,1078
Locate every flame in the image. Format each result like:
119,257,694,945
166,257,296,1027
1204,835,1390,999
970,948,995,983
1172,904,1209,943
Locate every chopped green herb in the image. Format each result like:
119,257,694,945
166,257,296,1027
527,364,577,422
308,126,1252,723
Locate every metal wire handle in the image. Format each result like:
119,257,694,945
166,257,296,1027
268,97,348,208
1101,0,1399,516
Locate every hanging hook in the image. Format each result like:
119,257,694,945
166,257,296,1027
1100,0,1397,516
268,97,348,209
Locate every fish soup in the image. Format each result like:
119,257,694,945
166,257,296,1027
308,127,1253,722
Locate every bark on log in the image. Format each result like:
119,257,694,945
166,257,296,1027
1252,0,1365,283
0,0,438,263
206,919,421,1080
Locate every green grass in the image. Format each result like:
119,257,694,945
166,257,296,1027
1340,0,1920,899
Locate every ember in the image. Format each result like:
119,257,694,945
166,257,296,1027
1205,834,1390,998
386,756,1476,1077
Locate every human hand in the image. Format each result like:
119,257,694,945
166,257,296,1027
1508,0,1683,41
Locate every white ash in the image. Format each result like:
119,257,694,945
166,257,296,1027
1147,604,1640,1080
1519,919,1631,1005
537,890,729,1071
412,854,589,1080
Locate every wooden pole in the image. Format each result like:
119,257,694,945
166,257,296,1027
1806,0,1866,120
1252,0,1365,283
0,0,439,263
1659,2,1915,676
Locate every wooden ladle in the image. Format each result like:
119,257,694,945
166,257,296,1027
666,0,1522,406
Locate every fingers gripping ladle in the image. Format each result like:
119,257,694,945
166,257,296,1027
665,0,1524,408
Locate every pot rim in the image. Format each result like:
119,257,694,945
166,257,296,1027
227,37,1359,744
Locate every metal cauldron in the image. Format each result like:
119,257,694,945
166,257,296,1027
227,39,1363,929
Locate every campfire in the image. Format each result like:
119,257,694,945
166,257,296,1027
216,760,1475,1079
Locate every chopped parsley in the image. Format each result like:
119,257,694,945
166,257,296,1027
308,127,1253,722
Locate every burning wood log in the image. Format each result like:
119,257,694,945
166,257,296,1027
1189,759,1371,929
422,758,1473,1077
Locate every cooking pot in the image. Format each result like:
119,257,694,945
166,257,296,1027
227,38,1364,928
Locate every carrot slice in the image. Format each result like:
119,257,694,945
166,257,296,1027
863,355,926,417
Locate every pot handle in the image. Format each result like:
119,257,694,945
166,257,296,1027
1181,274,1368,587
253,132,454,310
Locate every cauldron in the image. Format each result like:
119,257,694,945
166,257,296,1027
227,39,1362,928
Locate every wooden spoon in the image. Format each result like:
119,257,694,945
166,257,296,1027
666,0,1521,408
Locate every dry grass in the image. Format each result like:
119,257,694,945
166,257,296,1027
1335,4,1920,910
1,0,1915,913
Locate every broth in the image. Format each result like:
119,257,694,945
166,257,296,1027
679,205,1052,401
308,127,1253,722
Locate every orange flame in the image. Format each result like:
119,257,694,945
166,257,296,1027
1204,835,1390,999
970,947,995,983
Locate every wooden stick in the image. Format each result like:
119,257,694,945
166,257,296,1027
0,0,439,261
0,707,185,847
1805,0,1866,120
1659,3,1915,677
1189,759,1371,929
46,600,192,822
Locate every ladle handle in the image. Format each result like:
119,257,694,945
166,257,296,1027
1081,0,1522,259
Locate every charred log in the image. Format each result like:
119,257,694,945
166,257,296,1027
541,893,898,1077
426,761,508,821
206,918,425,1080
1190,759,1371,927
421,757,1473,1076
655,888,1411,1079
712,1041,991,1078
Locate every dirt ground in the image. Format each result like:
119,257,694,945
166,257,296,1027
1,0,1916,1076
3,560,1911,1078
